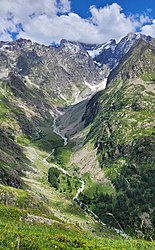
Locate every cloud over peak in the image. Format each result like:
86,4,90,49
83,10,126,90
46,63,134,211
0,0,153,44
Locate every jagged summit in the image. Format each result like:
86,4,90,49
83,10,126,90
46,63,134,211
0,33,155,102
82,33,155,76
57,33,155,78
107,37,155,83
97,33,153,66
86,39,116,58
59,39,86,54
0,37,105,104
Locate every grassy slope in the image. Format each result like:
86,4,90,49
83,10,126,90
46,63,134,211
0,204,154,250
0,76,64,188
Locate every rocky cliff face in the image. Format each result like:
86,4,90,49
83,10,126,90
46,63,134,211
1,34,154,104
0,38,105,104
107,38,155,83
86,33,155,77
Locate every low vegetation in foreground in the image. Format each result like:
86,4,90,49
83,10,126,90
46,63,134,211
0,204,155,250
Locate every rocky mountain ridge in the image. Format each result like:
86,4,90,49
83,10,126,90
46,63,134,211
0,33,154,105
51,33,155,79
85,33,155,74
0,38,105,105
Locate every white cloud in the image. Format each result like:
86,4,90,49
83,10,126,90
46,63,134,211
0,0,58,24
141,19,155,37
0,1,153,44
18,13,104,44
90,3,136,42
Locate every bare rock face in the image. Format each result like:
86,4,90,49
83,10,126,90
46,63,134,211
85,33,155,77
107,38,155,84
0,38,105,104
0,34,154,103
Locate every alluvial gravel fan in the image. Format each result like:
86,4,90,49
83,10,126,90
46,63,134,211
0,33,155,249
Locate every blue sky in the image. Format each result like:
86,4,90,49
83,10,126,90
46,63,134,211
71,0,154,18
0,0,155,44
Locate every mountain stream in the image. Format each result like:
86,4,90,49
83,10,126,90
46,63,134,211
53,117,68,146
51,112,129,239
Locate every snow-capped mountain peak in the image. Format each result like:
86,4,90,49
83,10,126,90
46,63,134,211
85,33,155,77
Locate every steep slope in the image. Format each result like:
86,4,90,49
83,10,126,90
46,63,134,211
81,39,155,239
0,69,64,187
108,38,155,83
0,36,107,190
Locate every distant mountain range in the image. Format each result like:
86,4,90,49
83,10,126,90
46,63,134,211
62,33,155,77
0,33,155,104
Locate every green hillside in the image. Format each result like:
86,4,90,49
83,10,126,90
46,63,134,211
81,39,155,239
0,204,154,250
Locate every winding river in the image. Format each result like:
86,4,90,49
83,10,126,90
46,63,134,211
52,115,84,201
52,113,129,239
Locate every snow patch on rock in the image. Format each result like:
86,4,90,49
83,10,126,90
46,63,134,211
84,78,107,92
87,41,116,59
